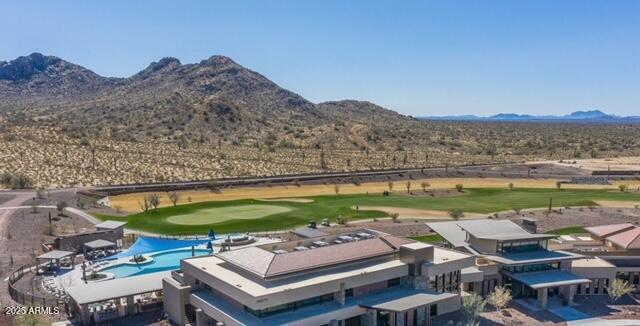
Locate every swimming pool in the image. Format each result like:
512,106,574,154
101,248,211,278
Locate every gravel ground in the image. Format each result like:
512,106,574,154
505,207,640,233
0,189,94,312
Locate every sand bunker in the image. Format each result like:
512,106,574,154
595,200,640,208
256,198,314,203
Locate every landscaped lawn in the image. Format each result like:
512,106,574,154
410,234,445,244
95,188,640,235
546,226,588,235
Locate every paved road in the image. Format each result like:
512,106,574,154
0,191,35,241
0,205,100,224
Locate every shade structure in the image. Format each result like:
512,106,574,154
84,239,116,250
104,236,210,260
510,271,591,289
37,250,74,260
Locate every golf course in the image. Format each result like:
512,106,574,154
95,188,640,235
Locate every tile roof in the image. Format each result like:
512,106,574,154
216,235,413,278
607,227,640,249
585,223,635,238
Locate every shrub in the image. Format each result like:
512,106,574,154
56,201,68,216
449,209,464,220
608,279,635,303
488,286,512,312
462,293,486,323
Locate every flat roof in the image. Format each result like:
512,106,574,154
66,271,169,305
510,271,590,289
216,235,413,279
426,221,470,249
459,219,551,241
83,239,116,249
484,233,556,241
571,257,615,269
291,227,327,239
360,291,457,312
428,219,555,253
94,220,127,230
485,250,584,265
37,250,74,260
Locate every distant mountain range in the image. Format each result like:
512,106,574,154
421,110,640,123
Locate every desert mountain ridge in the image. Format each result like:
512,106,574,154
0,53,414,148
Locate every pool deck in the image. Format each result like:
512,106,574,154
55,236,281,293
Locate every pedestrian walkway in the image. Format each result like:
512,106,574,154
549,306,589,321
568,318,640,325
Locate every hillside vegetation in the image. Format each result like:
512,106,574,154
1,53,640,187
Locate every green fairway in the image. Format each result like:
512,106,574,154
166,205,292,225
96,188,640,235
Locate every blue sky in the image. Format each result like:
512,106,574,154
1,1,639,116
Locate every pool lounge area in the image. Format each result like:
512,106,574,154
99,248,212,278
57,235,282,325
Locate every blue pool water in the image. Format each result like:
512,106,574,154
101,248,211,278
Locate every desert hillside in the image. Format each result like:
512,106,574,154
1,53,640,187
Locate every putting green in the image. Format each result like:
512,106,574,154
167,205,293,225
166,204,293,225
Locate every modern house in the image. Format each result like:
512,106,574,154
426,220,609,309
163,230,476,326
553,223,640,290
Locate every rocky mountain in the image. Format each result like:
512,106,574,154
0,53,118,100
0,53,416,147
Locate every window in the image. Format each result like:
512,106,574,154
345,288,354,298
430,271,460,293
245,293,335,318
497,240,547,254
430,304,438,317
502,262,560,274
408,264,416,276
344,316,361,326
387,277,401,288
